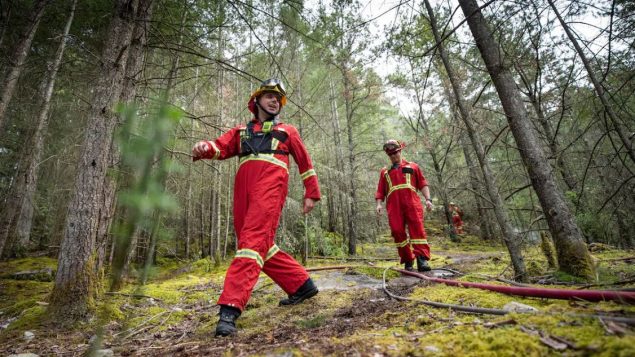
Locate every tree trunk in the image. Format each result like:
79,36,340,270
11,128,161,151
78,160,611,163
425,0,527,280
515,62,578,192
459,0,594,279
329,79,347,238
106,0,154,287
0,0,49,134
8,0,78,257
48,0,140,321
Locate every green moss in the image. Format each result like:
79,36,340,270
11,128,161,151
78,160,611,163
551,270,587,284
96,299,126,322
5,305,47,331
124,276,201,304
601,337,635,357
0,257,58,275
0,279,52,310
295,313,327,328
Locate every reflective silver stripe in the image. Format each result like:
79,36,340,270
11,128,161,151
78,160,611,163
235,249,264,267
239,154,289,172
410,238,429,245
301,169,316,180
265,244,280,261
386,184,416,200
384,171,393,191
395,240,409,248
209,141,221,160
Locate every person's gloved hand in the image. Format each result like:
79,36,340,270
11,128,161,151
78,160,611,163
192,140,212,161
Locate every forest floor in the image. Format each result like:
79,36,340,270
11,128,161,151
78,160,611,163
1,221,634,356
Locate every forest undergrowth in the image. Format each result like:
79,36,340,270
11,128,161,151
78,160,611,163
1,219,634,356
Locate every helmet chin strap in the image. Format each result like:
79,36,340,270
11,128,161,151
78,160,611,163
255,101,280,121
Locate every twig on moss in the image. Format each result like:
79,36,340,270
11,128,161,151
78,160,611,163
472,273,532,287
105,292,164,301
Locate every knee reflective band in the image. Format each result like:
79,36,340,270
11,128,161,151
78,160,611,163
395,240,409,248
265,244,280,261
410,238,429,245
235,249,264,268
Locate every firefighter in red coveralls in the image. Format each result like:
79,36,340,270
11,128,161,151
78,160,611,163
449,202,464,234
375,140,432,272
192,78,320,337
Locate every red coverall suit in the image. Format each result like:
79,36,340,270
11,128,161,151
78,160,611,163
198,119,320,311
375,160,431,263
452,207,464,234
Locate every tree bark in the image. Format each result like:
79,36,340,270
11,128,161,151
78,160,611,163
48,0,140,320
424,0,527,280
106,0,154,288
8,0,78,257
342,65,358,256
459,0,594,279
0,0,49,134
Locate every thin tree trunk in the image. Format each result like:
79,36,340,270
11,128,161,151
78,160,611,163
343,71,358,256
48,0,140,320
0,1,12,48
9,0,78,257
107,0,154,287
0,161,23,258
515,62,578,191
459,0,593,279
425,0,527,280
0,0,49,134
547,0,634,165
460,135,494,240
209,170,217,262
199,185,206,258
410,59,454,237
185,126,192,258
329,79,347,238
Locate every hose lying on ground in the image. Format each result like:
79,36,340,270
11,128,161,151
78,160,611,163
304,265,635,324
394,268,635,304
380,268,635,325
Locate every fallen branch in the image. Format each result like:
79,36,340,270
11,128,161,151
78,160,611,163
309,255,396,261
577,278,635,290
600,256,635,262
105,292,164,301
472,273,532,287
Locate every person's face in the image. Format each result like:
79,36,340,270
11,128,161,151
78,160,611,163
257,92,281,114
388,150,401,164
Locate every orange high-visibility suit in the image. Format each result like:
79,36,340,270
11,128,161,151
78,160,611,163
375,160,431,263
198,119,320,311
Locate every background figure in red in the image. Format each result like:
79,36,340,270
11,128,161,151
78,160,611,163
449,202,464,234
375,140,433,272
192,79,321,337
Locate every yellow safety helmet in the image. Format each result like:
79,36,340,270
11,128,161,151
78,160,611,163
248,78,287,114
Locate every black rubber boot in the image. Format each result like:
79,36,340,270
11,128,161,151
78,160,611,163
215,305,241,337
279,278,319,306
404,260,414,272
417,256,431,272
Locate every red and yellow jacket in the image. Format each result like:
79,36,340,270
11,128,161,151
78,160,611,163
199,119,320,200
375,159,427,204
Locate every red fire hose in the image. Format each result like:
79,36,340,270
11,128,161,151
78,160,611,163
396,269,635,304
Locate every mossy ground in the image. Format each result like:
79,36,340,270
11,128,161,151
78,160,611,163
0,219,633,356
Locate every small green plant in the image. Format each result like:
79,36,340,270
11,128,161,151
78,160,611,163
296,314,327,329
